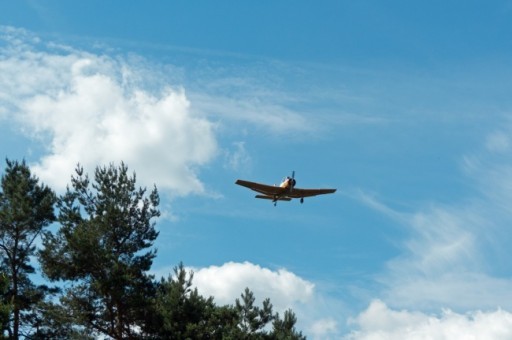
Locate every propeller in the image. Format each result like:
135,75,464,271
290,171,296,189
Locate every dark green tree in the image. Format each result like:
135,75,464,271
235,288,274,339
0,159,56,339
39,163,159,339
0,273,11,339
151,263,239,339
271,309,305,340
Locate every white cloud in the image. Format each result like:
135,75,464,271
0,27,217,196
310,318,339,339
345,300,512,340
191,262,360,340
192,261,315,311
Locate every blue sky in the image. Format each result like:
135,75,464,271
2,1,512,338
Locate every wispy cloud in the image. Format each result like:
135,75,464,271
352,122,512,313
350,189,409,224
355,188,512,311
485,131,511,153
190,91,318,135
223,141,252,172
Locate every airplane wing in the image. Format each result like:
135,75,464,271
286,188,336,198
235,179,286,196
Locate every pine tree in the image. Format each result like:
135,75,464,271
151,263,239,339
235,288,274,339
271,309,306,340
39,163,159,339
0,159,56,339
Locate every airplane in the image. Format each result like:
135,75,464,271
235,171,336,206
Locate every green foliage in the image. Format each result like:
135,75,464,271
0,159,56,338
232,288,305,339
236,287,274,336
151,263,239,339
0,273,11,339
272,310,306,340
39,163,160,339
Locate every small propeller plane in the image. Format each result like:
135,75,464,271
235,171,336,206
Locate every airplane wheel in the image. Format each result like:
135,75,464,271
300,198,304,204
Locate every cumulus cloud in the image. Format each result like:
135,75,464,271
0,27,217,195
189,261,347,339
345,300,512,340
192,261,315,311
310,318,339,339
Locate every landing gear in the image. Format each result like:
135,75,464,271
300,197,304,204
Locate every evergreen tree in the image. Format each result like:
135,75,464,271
0,159,56,339
152,263,239,339
233,288,306,339
271,310,305,340
39,163,159,339
235,288,274,339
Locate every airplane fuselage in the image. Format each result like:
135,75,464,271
279,177,296,190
